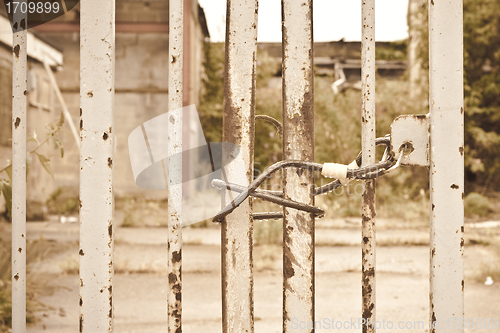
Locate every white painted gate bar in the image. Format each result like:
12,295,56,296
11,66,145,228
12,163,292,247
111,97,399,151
167,0,183,331
11,6,27,333
221,1,258,332
428,0,464,332
79,0,116,330
281,1,315,332
361,0,376,332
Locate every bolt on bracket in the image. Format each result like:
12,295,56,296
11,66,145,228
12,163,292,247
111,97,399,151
390,114,430,167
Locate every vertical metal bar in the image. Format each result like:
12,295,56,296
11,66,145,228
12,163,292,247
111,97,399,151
79,0,115,330
11,6,27,333
221,1,258,332
167,0,183,332
361,0,376,332
282,1,314,332
407,0,426,99
428,1,464,332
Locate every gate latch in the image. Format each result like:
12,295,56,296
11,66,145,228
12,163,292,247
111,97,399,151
390,114,430,167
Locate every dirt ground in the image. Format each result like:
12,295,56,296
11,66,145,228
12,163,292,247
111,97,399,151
1,218,499,333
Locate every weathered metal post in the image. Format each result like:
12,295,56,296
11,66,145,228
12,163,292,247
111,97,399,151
221,1,258,332
167,0,183,331
428,0,464,331
11,5,27,333
282,1,315,331
79,0,115,330
361,0,377,332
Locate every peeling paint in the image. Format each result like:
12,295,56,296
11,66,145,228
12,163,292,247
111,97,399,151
13,44,20,58
282,1,315,330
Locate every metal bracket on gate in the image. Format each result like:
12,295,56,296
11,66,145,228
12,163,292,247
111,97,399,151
390,114,430,167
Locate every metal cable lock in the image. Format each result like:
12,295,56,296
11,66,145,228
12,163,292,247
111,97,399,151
212,134,404,222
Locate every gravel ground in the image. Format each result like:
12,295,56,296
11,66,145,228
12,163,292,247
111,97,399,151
0,220,498,333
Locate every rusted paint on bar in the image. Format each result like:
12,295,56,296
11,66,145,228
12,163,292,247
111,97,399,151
11,8,27,333
79,0,115,331
168,0,183,332
221,1,258,332
361,0,376,332
428,1,464,332
282,1,315,332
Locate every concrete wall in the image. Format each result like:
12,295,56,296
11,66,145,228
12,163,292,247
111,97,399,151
35,1,208,200
38,31,170,198
0,43,60,204
1,0,209,211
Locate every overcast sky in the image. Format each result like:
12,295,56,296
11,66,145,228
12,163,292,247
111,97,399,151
198,0,410,43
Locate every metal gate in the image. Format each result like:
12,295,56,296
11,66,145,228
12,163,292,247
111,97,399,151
8,0,464,332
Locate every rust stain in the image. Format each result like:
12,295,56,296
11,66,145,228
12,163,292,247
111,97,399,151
14,117,21,129
169,273,177,284
431,311,437,333
172,250,181,263
13,45,20,58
